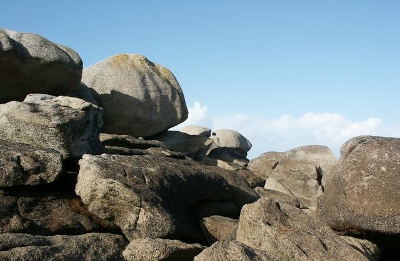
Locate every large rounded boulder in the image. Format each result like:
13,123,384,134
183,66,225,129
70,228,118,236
0,28,82,103
317,136,400,245
82,54,188,137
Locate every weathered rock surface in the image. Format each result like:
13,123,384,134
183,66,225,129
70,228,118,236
180,125,211,137
0,96,103,160
199,215,238,245
317,136,400,245
0,188,120,235
82,54,188,137
0,28,82,103
235,198,370,260
76,153,258,242
0,139,63,187
194,240,274,261
211,129,252,152
341,236,380,261
195,198,372,261
123,238,205,261
0,233,127,261
248,145,337,209
254,187,302,208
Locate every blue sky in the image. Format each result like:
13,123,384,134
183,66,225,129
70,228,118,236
2,1,400,159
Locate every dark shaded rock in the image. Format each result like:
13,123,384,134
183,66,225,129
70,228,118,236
0,185,120,235
0,139,63,187
199,215,238,245
0,28,82,103
0,233,127,261
149,130,214,161
76,153,258,242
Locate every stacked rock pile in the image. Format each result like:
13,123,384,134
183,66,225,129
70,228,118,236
0,28,398,260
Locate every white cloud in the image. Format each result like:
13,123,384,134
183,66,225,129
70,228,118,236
174,101,213,130
173,102,400,159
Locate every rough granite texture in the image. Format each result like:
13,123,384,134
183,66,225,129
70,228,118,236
0,28,82,103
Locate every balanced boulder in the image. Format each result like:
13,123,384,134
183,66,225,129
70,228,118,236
180,125,212,137
0,95,103,160
82,54,188,137
0,28,82,103
317,136,400,245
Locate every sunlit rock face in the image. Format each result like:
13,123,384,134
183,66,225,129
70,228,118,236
82,54,188,138
317,135,400,246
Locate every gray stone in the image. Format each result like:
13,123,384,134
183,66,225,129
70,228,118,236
65,82,98,105
199,215,238,245
211,129,252,152
82,54,188,137
0,233,127,261
341,236,380,261
235,198,370,261
248,145,337,209
0,190,119,235
100,133,166,150
317,136,400,245
180,125,211,137
254,187,302,208
76,153,258,242
194,240,274,261
0,139,62,187
0,96,103,160
123,238,205,261
150,130,214,161
0,28,82,103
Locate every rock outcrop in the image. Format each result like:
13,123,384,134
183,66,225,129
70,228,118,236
82,54,188,137
0,233,127,261
0,139,63,187
0,95,104,160
317,136,400,246
123,238,205,261
248,145,337,210
195,197,378,261
0,28,82,103
76,153,258,242
1,28,398,260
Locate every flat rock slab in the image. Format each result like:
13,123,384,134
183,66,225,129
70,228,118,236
0,28,82,103
123,238,205,261
0,233,127,261
76,153,258,242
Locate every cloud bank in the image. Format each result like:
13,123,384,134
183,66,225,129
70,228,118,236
175,102,400,159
